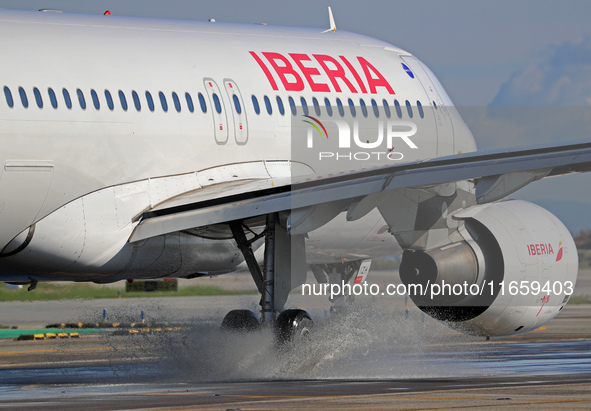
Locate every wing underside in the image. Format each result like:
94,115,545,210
129,141,591,242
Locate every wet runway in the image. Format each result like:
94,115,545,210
1,293,591,410
1,338,591,410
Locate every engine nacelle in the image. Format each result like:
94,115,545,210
399,200,578,337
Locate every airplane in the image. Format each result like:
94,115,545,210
0,8,590,343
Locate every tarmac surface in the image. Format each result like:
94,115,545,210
1,270,591,410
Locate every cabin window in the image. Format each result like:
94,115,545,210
198,92,207,113
360,98,368,117
4,87,13,108
417,100,424,118
251,95,260,114
348,98,356,117
48,88,57,109
185,93,194,113
433,101,438,109
33,87,43,109
336,98,344,116
118,90,128,111
371,99,379,118
233,94,242,114
300,97,309,116
63,88,72,109
264,95,272,114
132,91,141,111
90,89,100,110
382,99,391,118
312,97,321,116
76,89,86,110
19,87,29,108
212,93,222,114
324,98,333,116
276,96,285,115
145,91,154,112
394,99,402,118
105,90,114,110
159,91,168,112
405,100,413,118
288,96,296,115
172,92,181,112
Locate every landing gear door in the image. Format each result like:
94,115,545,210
401,56,454,156
203,78,229,144
224,79,248,145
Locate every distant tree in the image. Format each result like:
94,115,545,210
573,229,591,249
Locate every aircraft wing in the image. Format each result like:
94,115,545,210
129,140,591,242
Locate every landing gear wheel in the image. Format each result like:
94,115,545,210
275,309,313,347
221,309,261,333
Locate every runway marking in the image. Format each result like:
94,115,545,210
126,392,590,404
0,345,141,356
176,407,590,410
121,388,591,411
2,400,588,411
117,395,591,411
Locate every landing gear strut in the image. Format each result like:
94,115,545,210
225,214,312,344
229,214,277,324
261,213,276,324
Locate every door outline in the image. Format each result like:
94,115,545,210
203,78,229,145
223,79,248,145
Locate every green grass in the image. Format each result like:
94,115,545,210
578,249,591,269
568,295,591,304
0,283,256,302
370,258,400,270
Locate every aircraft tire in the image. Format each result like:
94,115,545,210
275,309,313,346
221,309,261,332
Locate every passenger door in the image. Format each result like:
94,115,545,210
224,79,248,145
203,78,229,144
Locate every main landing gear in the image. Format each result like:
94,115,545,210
225,213,312,345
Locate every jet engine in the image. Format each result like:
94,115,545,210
399,200,577,337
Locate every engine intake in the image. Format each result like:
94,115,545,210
400,241,480,304
399,200,577,337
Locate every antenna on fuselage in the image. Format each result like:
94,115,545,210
322,6,337,33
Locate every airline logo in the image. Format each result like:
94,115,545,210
537,295,551,317
250,51,395,95
401,63,414,79
526,241,564,262
556,241,564,261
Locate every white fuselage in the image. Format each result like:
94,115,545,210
0,10,476,282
